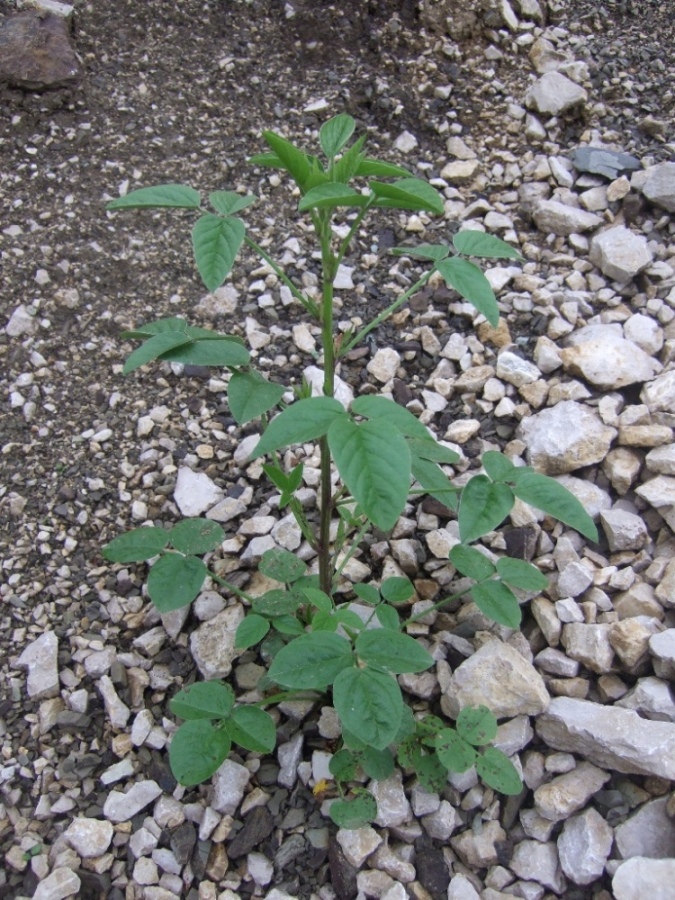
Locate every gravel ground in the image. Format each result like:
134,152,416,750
1,1,675,899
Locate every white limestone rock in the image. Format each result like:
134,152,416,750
557,807,613,885
642,370,675,413
642,161,675,213
103,780,163,823
189,604,244,679
526,72,587,116
531,199,602,235
517,400,617,475
174,467,224,516
509,840,566,893
589,226,653,283
615,796,675,860
15,631,59,699
210,759,251,815
536,697,675,779
533,761,610,822
613,858,675,900
64,817,114,858
600,508,649,551
561,332,661,390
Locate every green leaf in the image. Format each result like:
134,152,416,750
249,151,283,168
496,557,548,592
380,577,414,604
259,548,307,584
268,632,353,689
121,316,192,339
394,705,416,743
436,257,499,326
333,667,403,750
192,215,245,292
355,629,434,674
391,243,451,261
449,544,496,582
330,791,378,829
123,332,193,375
226,706,276,753
228,370,285,425
355,158,412,178
472,581,522,629
159,338,250,368
298,182,369,212
456,706,498,746
458,475,514,543
407,438,460,465
271,614,305,636
208,191,256,216
252,589,302,617
453,231,523,260
330,748,360,782
299,587,333,614
169,720,231,787
320,114,356,158
351,395,431,441
235,614,270,649
482,450,516,482
370,178,445,215
476,747,523,795
147,554,207,612
353,584,381,606
102,527,169,563
169,519,224,555
416,752,449,793
375,604,400,629
435,729,477,773
510,472,598,542
398,735,423,769
328,417,411,531
362,746,395,781
262,131,311,188
251,397,347,459
107,183,201,210
169,682,235,721
333,134,367,183
411,457,459,511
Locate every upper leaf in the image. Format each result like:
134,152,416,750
380,576,414,604
251,397,347,459
453,231,523,260
333,667,403,750
102,526,169,563
209,191,256,216
450,544,496,582
482,450,517,482
320,114,356,158
407,437,460,466
333,134,367,183
510,471,598,542
369,178,445,215
456,705,498,746
158,338,250,368
458,475,514,543
436,257,499,326
169,682,235,721
107,183,201,210
411,456,460,511
225,706,276,754
147,554,207,612
192,215,245,292
496,557,548,592
268,632,354,689
228,370,285,425
391,243,451,261
355,629,434,674
329,791,378,829
262,131,311,189
355,158,412,178
434,728,477,773
123,331,193,375
298,183,370,212
328,417,411,531
169,720,231,787
169,519,225,555
476,747,523,795
472,581,522,629
351,395,431,441
259,548,308,584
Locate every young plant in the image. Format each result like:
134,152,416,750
102,114,597,822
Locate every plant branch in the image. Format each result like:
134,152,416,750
244,235,318,317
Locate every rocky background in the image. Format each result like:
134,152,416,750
1,0,675,899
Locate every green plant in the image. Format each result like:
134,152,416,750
102,114,597,825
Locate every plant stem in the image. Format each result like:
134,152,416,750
244,235,319,317
254,690,322,708
332,517,371,587
208,571,256,605
406,583,475,624
340,269,435,356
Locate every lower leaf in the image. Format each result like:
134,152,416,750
476,747,523,795
147,554,207,612
329,791,378,829
333,667,403,750
169,720,231,786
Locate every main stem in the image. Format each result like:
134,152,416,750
318,216,337,597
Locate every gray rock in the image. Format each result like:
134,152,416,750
15,631,59,699
642,162,675,213
510,840,565,893
496,350,541,386
447,873,481,900
536,697,675,779
533,761,610,822
451,820,507,868
5,304,38,337
32,867,81,900
189,604,244,679
616,676,675,722
600,508,649,551
64,817,114,858
642,370,675,413
615,797,675,859
532,199,602,236
526,72,587,116
103,780,163,823
561,333,661,390
442,639,549,719
570,147,641,180
210,759,250,814
649,630,675,679
370,772,412,827
517,401,617,475
589,226,653,283
613,857,675,900
421,799,461,840
557,807,613,885
174,467,224,516
97,674,131,729
0,10,80,90
335,826,382,868
557,562,594,598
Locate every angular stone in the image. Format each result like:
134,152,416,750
367,347,401,383
517,401,617,475
496,350,541,387
6,304,38,337
533,761,610,822
642,371,675,413
33,867,81,900
189,604,244,679
600,509,649,551
509,840,565,893
103,780,163,823
15,631,59,699
210,760,250,815
613,858,675,900
570,146,641,180
174,467,224,516
442,639,549,719
526,71,587,116
0,10,80,90
609,620,656,671
335,826,382,868
642,162,675,213
557,807,613,885
532,199,602,236
561,335,661,390
589,226,653,283
536,697,675,779
370,772,412,827
616,675,675,722
615,796,675,860
561,623,615,674
451,820,507,868
64,817,114,858
649,630,675,679
645,444,675,476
